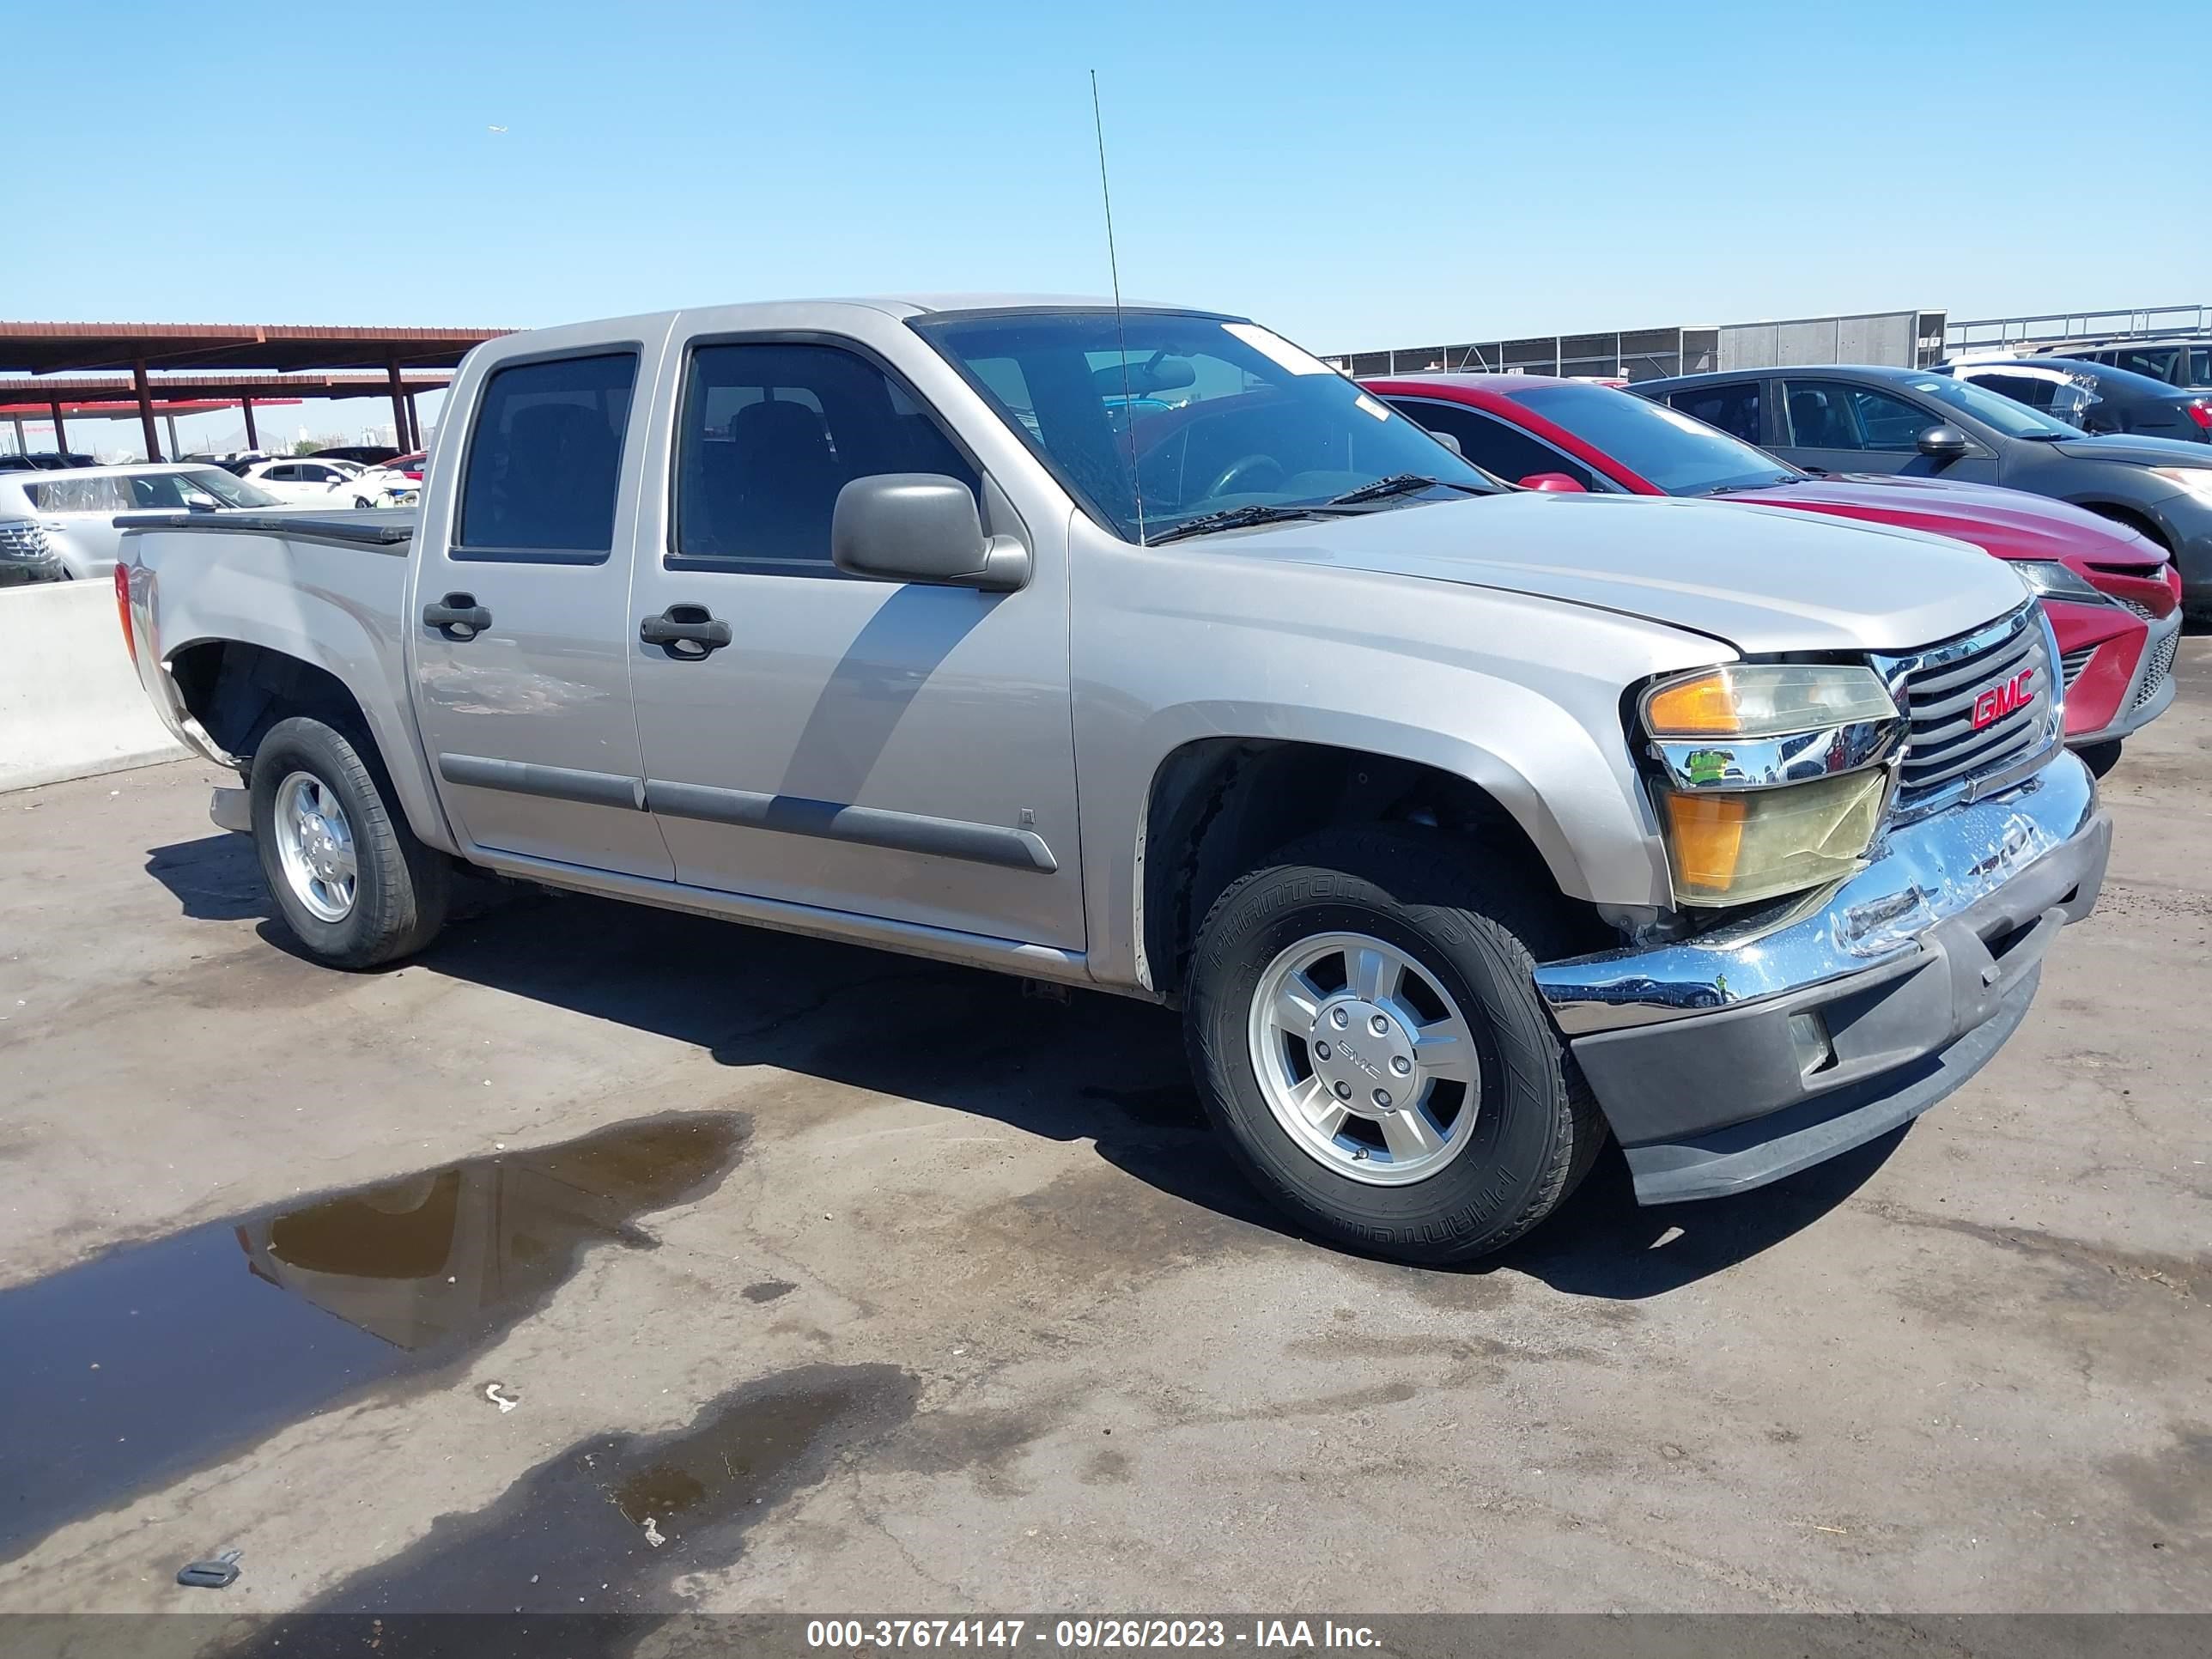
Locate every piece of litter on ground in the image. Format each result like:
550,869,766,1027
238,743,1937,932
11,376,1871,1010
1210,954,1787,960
641,1516,665,1548
484,1382,520,1413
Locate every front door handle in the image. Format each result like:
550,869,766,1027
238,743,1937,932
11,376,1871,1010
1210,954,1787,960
422,592,491,639
640,604,732,659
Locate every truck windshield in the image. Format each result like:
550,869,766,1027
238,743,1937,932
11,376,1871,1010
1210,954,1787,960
1510,383,1800,495
912,309,1494,544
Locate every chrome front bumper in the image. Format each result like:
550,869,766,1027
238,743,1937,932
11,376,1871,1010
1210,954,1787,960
1533,752,2109,1203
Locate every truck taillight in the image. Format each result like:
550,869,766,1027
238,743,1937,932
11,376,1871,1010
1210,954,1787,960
114,563,136,661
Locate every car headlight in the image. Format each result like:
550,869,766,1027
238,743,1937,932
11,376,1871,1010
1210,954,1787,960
2148,466,2212,503
1639,663,1902,908
2010,559,2111,605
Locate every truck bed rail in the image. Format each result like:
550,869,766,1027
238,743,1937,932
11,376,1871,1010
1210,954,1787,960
114,509,416,550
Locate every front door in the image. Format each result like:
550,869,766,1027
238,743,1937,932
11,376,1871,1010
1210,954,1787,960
409,347,673,880
1775,378,1998,483
625,333,1084,951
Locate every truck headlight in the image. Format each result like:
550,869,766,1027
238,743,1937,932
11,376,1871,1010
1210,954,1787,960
1640,663,1901,908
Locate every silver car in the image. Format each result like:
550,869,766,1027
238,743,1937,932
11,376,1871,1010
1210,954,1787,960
0,464,283,582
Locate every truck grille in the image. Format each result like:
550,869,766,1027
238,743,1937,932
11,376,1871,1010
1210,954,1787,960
1886,606,2058,811
2135,629,2179,709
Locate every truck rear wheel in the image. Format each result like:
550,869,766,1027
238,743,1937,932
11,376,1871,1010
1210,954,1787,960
250,715,449,969
1184,827,1603,1265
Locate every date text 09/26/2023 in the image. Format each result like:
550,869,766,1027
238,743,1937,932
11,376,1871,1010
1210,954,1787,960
805,1619,1384,1650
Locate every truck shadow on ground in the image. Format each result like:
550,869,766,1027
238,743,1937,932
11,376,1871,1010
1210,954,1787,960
146,834,1899,1299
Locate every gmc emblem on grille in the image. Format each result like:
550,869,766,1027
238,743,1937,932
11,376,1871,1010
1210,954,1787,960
1971,667,2036,731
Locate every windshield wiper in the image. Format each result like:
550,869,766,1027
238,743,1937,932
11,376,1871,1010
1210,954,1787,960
1326,473,1489,507
1146,503,1343,545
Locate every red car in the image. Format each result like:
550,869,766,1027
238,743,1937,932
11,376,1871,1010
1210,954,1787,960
1364,374,2182,765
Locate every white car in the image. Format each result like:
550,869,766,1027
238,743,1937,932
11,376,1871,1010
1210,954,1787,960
343,451,427,509
0,464,283,581
240,457,365,502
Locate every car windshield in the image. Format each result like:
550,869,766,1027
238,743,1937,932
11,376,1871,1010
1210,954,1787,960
1899,374,2080,439
168,466,281,507
1510,382,1799,495
911,309,1495,543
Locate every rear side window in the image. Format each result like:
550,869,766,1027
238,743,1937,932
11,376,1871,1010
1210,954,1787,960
1668,382,1760,443
458,351,638,560
24,476,132,512
672,340,978,572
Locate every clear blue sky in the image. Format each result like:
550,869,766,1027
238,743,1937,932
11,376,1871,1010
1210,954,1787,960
8,1,2206,451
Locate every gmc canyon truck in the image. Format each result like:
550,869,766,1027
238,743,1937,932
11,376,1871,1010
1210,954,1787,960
116,298,2112,1265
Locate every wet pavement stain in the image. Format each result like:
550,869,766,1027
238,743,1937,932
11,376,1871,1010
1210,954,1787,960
241,1364,916,1653
0,1112,750,1560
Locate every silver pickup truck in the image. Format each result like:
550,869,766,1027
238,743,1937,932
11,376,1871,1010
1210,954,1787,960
118,297,2111,1264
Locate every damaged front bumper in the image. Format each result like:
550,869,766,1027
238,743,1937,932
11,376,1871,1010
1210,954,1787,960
1533,751,2109,1204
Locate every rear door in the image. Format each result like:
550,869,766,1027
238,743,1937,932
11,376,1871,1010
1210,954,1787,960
623,324,1084,950
409,341,674,879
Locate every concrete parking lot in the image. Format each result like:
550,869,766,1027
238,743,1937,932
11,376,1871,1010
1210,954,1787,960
2,645,2208,1625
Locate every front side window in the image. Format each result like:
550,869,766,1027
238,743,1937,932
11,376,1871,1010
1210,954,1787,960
1511,382,1797,495
1387,399,1605,490
1781,380,1936,451
672,341,980,570
459,351,637,557
912,309,1492,544
1666,381,1761,444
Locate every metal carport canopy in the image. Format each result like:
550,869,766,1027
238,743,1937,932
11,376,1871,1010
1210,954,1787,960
0,319,512,459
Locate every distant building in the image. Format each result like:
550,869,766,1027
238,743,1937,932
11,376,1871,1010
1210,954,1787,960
1326,307,1950,383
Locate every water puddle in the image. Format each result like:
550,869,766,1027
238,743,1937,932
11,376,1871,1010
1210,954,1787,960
0,1112,749,1559
239,1364,915,1653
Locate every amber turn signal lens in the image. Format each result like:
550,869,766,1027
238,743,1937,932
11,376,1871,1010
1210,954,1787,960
1643,671,1741,736
1656,791,1747,893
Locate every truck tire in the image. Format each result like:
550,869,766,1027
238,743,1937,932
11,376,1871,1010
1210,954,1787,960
249,714,449,969
1185,826,1604,1265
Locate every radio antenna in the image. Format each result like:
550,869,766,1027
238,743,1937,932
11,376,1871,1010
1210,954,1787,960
1091,69,1146,544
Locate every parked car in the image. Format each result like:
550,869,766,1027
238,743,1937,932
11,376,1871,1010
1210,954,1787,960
345,451,426,508
118,297,2110,1266
181,450,272,477
242,457,367,502
2027,337,2212,394
1366,374,2180,769
1938,358,2212,444
1634,364,2212,612
312,444,404,467
0,452,98,472
1,463,282,580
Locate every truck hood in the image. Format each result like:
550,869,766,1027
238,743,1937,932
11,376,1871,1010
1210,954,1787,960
2049,433,2212,468
1714,473,2164,567
1219,490,2029,656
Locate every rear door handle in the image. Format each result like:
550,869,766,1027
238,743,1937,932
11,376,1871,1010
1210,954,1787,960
640,604,732,658
422,592,491,639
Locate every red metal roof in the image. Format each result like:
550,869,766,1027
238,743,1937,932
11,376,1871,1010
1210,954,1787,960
0,321,509,375
0,372,453,407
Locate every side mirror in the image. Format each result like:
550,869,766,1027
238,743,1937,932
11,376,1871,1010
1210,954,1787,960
1916,424,1971,463
1427,429,1464,458
831,473,1030,592
1518,472,1588,493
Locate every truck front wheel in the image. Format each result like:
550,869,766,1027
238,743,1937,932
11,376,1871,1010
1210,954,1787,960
250,715,449,969
1185,827,1603,1265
